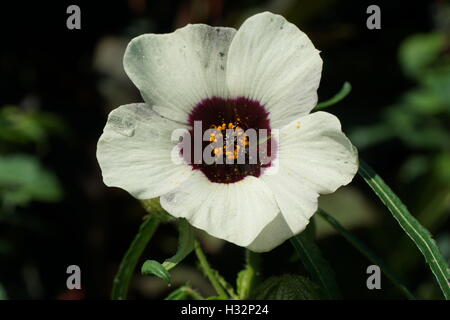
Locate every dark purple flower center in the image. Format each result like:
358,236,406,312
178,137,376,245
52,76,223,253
184,96,275,184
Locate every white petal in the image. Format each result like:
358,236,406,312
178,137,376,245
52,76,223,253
227,12,322,128
160,171,279,247
226,12,323,129
247,212,295,252
260,111,358,237
96,103,193,199
124,25,236,123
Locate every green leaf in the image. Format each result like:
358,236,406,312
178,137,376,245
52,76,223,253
398,33,446,79
141,260,171,283
317,208,416,299
164,285,203,300
0,154,62,207
359,159,450,299
141,218,195,283
290,223,341,299
252,275,323,300
164,287,190,300
314,82,352,110
0,105,65,145
111,215,161,300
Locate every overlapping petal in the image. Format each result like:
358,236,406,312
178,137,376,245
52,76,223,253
254,111,358,250
124,24,236,123
160,171,279,247
97,103,193,199
226,12,323,129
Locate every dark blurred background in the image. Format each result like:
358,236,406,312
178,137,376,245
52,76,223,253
0,0,449,299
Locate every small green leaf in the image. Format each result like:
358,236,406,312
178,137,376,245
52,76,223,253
141,218,194,284
0,105,65,145
164,285,203,300
314,82,352,110
0,154,62,207
398,32,446,79
164,287,189,300
252,275,323,300
141,260,171,283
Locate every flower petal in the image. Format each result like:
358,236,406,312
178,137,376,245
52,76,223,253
97,103,193,199
247,212,295,252
160,171,279,247
123,25,236,123
260,111,358,238
226,12,322,129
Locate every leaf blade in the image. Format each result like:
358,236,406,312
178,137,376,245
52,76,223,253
111,215,160,300
141,218,195,284
141,260,171,283
359,159,450,299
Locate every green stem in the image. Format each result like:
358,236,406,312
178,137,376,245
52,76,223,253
111,215,161,300
194,240,229,298
246,249,261,284
314,82,352,110
317,208,416,299
238,250,261,299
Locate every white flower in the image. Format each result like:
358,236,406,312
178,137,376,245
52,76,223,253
97,12,358,252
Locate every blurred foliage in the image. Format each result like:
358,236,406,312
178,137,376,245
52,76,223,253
0,104,65,299
350,31,450,225
0,105,64,210
350,32,450,185
0,282,7,300
0,155,62,209
0,106,64,147
349,31,450,297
